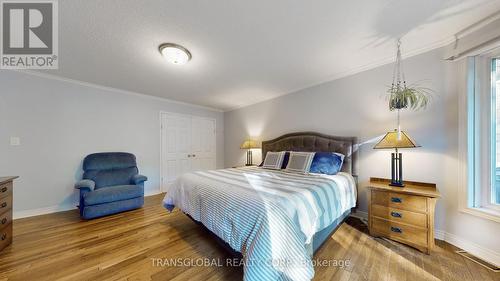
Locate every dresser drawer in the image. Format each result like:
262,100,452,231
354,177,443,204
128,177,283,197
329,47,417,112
0,210,12,231
0,181,12,199
371,217,428,247
371,190,427,213
0,223,12,252
371,204,427,228
0,196,12,216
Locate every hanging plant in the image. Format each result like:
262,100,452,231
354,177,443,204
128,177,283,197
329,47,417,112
386,39,433,111
387,82,432,111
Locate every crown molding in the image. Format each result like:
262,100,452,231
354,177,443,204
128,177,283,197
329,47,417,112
455,11,500,39
6,32,475,113
225,37,455,112
10,70,224,113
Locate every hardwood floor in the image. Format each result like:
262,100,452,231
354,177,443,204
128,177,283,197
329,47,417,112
0,194,497,281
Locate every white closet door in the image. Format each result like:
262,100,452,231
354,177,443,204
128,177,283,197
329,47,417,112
161,113,192,184
191,117,216,172
161,113,216,191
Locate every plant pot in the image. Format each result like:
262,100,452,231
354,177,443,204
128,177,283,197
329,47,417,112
389,95,408,110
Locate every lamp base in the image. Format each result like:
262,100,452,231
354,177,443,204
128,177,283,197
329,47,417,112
390,152,404,187
389,182,405,187
245,150,253,166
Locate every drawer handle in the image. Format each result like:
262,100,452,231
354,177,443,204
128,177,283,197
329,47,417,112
391,226,402,233
1,233,6,240
391,211,402,218
1,187,6,193
1,218,6,224
0,202,6,208
391,197,403,203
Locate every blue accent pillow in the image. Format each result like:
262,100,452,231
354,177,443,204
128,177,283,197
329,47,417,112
281,152,290,169
309,152,344,175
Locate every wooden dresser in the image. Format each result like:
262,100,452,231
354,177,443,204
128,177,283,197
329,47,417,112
368,177,440,254
0,176,17,253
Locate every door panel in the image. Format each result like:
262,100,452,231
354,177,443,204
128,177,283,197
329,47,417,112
162,113,192,184
191,117,216,172
166,160,178,182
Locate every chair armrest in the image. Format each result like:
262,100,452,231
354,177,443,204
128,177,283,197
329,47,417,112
75,179,95,192
131,174,148,185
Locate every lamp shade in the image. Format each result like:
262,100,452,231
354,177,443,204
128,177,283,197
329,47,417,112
240,140,261,149
373,130,420,149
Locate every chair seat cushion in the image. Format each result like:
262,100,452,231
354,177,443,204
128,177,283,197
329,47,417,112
83,185,143,206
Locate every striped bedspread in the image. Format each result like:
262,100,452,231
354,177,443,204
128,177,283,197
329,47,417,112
163,166,356,281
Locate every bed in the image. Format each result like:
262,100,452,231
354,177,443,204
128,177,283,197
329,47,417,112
163,132,358,281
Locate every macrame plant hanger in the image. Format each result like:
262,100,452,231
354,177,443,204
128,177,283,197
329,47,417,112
391,38,405,141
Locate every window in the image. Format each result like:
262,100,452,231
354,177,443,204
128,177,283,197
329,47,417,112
464,51,500,220
493,58,500,205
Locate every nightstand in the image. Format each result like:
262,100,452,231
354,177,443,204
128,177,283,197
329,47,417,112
367,177,440,254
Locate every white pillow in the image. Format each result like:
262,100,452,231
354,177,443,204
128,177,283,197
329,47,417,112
262,151,286,169
285,152,316,173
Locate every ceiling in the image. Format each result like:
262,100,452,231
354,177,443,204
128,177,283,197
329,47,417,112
40,0,500,111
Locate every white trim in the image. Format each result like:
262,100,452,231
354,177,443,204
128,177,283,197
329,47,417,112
145,189,164,197
9,41,458,114
14,204,77,219
458,58,470,216
445,16,500,61
455,11,500,39
18,37,451,114
435,230,500,267
12,70,224,113
457,53,500,222
10,13,500,113
225,37,457,112
9,34,473,113
13,190,164,219
227,15,500,111
349,210,368,221
460,207,500,223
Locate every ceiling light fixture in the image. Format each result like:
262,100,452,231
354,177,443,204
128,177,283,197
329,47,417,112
159,43,192,65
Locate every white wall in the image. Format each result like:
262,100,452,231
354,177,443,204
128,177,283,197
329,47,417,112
224,48,500,265
0,71,224,217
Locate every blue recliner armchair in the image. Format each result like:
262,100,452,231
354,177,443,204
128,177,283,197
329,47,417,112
75,152,147,219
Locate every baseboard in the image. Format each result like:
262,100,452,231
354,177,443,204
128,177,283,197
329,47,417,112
14,204,78,219
434,229,444,240
349,210,368,220
145,189,163,197
435,230,500,267
13,189,164,219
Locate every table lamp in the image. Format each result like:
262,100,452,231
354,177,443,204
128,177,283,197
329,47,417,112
240,140,261,166
373,129,420,187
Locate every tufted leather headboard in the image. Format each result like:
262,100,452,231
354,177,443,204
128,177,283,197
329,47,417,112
261,132,358,175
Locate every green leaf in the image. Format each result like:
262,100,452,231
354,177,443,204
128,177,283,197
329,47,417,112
385,82,433,111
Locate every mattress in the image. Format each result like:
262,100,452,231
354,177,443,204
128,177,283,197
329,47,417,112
163,166,357,281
